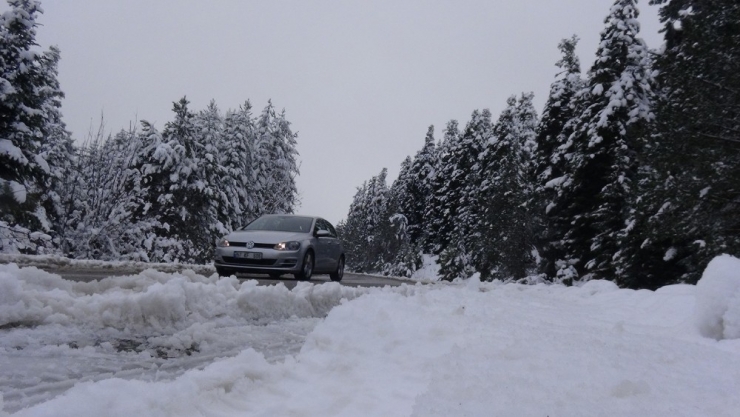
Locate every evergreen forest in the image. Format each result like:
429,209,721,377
0,0,300,263
339,0,740,289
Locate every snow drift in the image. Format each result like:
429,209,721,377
695,254,740,340
0,264,373,331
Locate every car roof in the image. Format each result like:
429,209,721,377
261,214,323,220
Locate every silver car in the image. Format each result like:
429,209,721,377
214,214,345,281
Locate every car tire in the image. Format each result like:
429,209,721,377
216,267,230,277
330,256,344,282
295,250,314,281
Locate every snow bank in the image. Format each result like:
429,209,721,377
695,254,740,340
0,253,214,275
8,276,740,417
0,263,371,331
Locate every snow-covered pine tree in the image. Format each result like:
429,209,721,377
476,94,538,280
403,125,437,248
427,111,491,281
35,46,76,250
452,109,494,278
254,101,300,216
340,181,366,272
158,97,206,261
221,101,257,230
339,168,394,273
383,156,421,276
424,120,463,256
193,100,228,244
551,0,655,282
129,119,183,262
155,97,230,262
364,168,390,271
0,0,64,252
533,36,584,279
623,0,740,287
271,108,300,213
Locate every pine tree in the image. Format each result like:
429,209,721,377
425,120,466,256
0,0,65,251
533,36,584,279
477,94,538,280
625,0,740,287
383,156,422,276
426,111,492,280
364,168,390,271
254,101,300,216
271,108,300,213
221,101,257,229
128,118,183,261
551,0,655,281
342,181,369,272
35,46,76,249
193,100,228,240
403,126,437,247
454,109,494,277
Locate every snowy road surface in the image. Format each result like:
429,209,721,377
0,263,404,414
2,256,740,416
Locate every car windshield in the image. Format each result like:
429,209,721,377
244,216,313,233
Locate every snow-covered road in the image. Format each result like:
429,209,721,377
1,315,319,413
2,256,740,416
0,264,377,413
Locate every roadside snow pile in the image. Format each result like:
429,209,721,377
410,254,441,281
6,264,740,417
0,264,372,330
0,253,214,275
695,254,740,340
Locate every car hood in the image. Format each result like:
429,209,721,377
225,230,309,244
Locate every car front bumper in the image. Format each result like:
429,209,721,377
214,246,304,274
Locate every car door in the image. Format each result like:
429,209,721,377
317,218,341,271
313,219,333,271
324,220,342,267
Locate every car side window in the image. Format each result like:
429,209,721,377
325,221,338,238
315,219,336,237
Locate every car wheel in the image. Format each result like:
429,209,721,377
216,267,230,277
330,256,344,282
295,251,314,281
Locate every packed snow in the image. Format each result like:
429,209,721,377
1,256,739,416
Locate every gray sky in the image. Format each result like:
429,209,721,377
27,0,663,226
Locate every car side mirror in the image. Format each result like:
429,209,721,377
316,230,332,238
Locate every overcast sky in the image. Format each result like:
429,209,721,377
25,0,663,226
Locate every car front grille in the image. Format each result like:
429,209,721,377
229,242,274,249
222,257,277,266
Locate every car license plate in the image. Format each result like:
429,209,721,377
234,251,262,260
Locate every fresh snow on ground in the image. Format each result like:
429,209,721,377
1,255,739,416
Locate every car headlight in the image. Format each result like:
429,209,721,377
274,241,300,251
217,238,230,247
